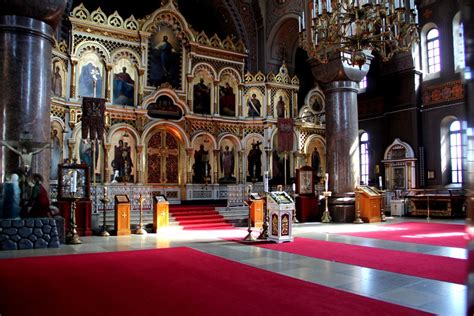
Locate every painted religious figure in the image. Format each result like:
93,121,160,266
219,83,235,116
247,94,261,117
247,141,262,182
78,62,103,98
111,139,134,182
193,144,211,183
113,67,134,106
219,145,236,183
51,65,63,97
276,96,285,118
50,129,62,180
193,79,211,114
150,31,180,87
311,147,321,178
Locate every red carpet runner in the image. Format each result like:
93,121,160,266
249,237,466,284
0,247,431,316
169,205,233,230
337,221,467,248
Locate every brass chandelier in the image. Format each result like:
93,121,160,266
299,0,419,68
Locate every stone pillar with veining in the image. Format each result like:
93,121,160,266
310,54,371,222
0,0,67,187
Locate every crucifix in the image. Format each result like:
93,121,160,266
1,140,49,174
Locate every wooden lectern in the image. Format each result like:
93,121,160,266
249,198,264,228
153,195,169,232
114,195,131,235
357,186,382,223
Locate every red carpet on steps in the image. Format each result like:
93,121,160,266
169,205,233,230
0,247,431,316
247,237,466,284
336,221,467,248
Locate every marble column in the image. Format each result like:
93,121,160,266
310,54,371,222
0,0,67,188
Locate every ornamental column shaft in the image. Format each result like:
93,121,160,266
0,1,67,186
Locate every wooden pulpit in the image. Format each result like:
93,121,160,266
114,195,131,235
357,186,382,223
153,195,169,232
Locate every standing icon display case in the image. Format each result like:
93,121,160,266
267,191,294,243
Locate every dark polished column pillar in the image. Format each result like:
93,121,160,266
461,0,474,313
311,55,371,222
0,1,67,186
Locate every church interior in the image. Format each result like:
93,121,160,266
0,0,473,315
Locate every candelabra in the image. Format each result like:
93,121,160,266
299,0,419,68
98,187,110,237
134,193,147,235
380,189,387,221
354,187,364,224
321,191,332,223
66,193,82,244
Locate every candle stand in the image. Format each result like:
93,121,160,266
98,187,110,237
66,193,82,244
321,191,332,223
134,193,147,235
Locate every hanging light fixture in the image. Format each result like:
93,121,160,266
299,0,419,68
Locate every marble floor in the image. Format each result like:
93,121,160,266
0,217,467,315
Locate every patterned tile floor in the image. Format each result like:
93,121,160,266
0,217,467,315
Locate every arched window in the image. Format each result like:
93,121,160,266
426,28,441,74
360,132,369,185
358,76,367,93
453,12,465,71
449,121,463,183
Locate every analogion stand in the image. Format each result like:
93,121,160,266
153,195,169,232
267,191,294,243
114,195,131,235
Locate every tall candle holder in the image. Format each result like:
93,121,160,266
98,187,110,237
321,191,332,223
242,185,256,241
66,192,82,244
134,193,147,235
353,187,364,224
380,189,387,222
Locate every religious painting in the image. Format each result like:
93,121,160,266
192,135,213,184
218,74,237,117
245,88,263,118
309,93,324,113
51,61,66,98
218,138,237,184
112,59,135,106
109,130,136,183
274,91,289,118
271,135,290,184
50,122,64,181
77,53,103,98
393,167,405,189
149,26,181,88
147,95,183,120
246,136,263,183
147,130,180,184
76,138,102,182
306,138,326,182
192,75,212,115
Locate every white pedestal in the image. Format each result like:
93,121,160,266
390,200,405,216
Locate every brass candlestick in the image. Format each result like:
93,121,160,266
98,187,110,237
380,189,387,222
321,191,332,223
66,194,82,244
243,202,257,242
353,188,364,224
134,193,147,235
